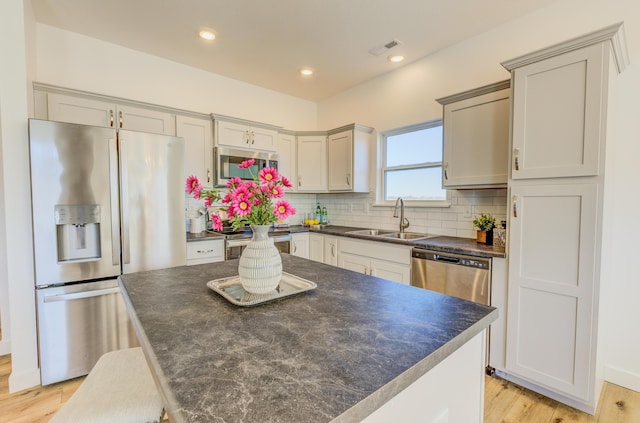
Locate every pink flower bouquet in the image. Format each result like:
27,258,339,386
185,159,296,231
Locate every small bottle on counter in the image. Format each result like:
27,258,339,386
321,206,328,224
315,202,322,223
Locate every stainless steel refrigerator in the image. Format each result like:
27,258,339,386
28,119,186,385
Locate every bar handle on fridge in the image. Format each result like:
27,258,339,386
43,287,121,303
109,138,120,266
120,136,131,265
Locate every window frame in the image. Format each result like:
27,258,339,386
375,119,451,208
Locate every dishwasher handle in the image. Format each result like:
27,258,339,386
432,254,460,264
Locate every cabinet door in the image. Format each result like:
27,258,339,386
443,89,509,188
506,183,598,400
47,93,116,128
276,133,297,190
328,130,353,191
216,120,250,149
251,127,278,151
186,239,224,265
309,233,324,263
511,44,605,179
177,115,213,184
338,253,369,275
323,236,339,266
370,259,411,284
116,105,176,135
290,233,309,259
297,135,327,192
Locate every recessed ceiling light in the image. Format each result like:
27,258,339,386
198,29,216,41
388,55,405,63
300,68,314,76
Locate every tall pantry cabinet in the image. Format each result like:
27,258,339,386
501,23,628,414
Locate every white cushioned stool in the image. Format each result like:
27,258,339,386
50,347,164,423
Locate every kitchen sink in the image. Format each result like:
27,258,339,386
346,229,396,236
378,232,433,240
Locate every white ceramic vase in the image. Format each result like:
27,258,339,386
238,224,283,294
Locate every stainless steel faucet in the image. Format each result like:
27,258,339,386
393,197,410,233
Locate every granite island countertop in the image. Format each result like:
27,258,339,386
119,255,497,423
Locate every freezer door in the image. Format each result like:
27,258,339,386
37,280,139,385
29,119,121,287
119,130,186,273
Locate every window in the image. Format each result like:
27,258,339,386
379,120,447,204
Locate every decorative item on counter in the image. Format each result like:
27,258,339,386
186,159,296,294
321,206,328,225
315,202,322,222
493,220,507,247
472,213,496,245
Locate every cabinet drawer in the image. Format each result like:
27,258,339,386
186,239,224,265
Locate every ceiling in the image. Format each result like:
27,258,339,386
31,0,560,102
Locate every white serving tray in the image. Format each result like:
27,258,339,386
207,272,317,306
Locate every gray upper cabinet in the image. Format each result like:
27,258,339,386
437,81,510,189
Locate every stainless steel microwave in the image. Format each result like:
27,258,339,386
214,146,279,187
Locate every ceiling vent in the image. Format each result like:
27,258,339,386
368,39,403,56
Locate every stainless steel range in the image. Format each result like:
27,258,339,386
223,229,291,260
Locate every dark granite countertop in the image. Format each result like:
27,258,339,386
186,225,506,258
119,255,497,423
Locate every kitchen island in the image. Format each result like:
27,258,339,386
119,254,497,422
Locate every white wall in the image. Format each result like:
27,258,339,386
0,0,41,392
35,24,318,131
318,0,640,393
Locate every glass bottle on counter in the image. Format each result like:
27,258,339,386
321,206,328,224
315,202,322,223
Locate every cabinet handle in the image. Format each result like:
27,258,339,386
207,168,211,184
298,176,302,187
513,148,520,171
109,110,114,127
119,111,123,128
245,130,250,144
331,244,336,257
293,242,297,254
197,249,214,254
443,162,449,180
512,195,518,218
251,130,255,145
346,175,351,186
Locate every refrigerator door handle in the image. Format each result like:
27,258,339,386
43,287,121,303
120,136,131,265
109,137,120,266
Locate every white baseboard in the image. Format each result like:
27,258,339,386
605,364,640,393
8,367,41,393
0,338,10,355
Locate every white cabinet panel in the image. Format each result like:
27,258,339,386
216,119,277,151
371,260,411,285
291,232,309,259
46,92,176,135
309,233,324,263
276,133,297,191
510,44,605,179
297,135,327,192
440,84,510,188
506,183,597,399
186,239,224,265
323,236,339,266
338,253,369,275
177,115,213,184
327,130,353,191
338,237,411,284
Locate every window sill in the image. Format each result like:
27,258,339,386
372,200,451,208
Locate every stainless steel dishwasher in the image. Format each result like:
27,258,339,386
411,248,492,370
411,248,491,305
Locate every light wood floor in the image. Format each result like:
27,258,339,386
2,353,639,422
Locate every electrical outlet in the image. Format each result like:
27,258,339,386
463,206,472,218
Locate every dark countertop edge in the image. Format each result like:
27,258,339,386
332,308,498,422
117,276,185,423
185,225,506,259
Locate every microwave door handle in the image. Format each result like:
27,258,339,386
109,137,120,266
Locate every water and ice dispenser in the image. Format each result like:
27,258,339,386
55,204,102,262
